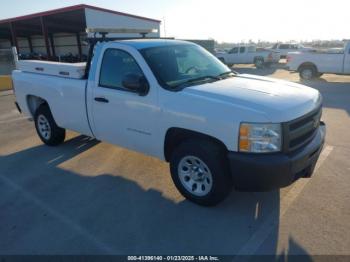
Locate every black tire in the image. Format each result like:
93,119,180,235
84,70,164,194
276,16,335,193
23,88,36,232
34,104,65,146
169,139,232,206
254,57,264,69
299,65,317,80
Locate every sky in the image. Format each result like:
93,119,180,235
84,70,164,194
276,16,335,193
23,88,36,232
0,0,348,43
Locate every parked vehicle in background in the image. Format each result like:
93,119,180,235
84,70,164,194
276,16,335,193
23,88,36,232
12,31,325,206
215,45,280,68
214,48,227,54
270,43,313,59
287,41,350,80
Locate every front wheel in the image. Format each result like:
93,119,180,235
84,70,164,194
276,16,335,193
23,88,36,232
299,66,317,80
170,139,232,206
34,104,66,146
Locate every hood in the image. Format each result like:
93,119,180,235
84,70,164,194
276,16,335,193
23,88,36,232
183,74,321,122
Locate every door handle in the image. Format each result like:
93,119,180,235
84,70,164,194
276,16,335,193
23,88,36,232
94,97,109,103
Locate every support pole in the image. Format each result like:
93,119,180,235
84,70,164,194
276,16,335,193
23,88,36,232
40,16,51,59
27,36,33,53
76,32,82,61
9,22,19,52
49,34,56,58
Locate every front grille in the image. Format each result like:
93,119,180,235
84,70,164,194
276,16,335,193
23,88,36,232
283,106,322,152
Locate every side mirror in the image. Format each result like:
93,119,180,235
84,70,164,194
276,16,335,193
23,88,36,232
122,73,149,96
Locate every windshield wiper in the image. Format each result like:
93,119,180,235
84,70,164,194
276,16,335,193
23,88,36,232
173,75,220,88
188,75,221,82
217,71,236,78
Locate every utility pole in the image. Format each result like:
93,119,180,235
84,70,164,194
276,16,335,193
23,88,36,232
163,16,166,37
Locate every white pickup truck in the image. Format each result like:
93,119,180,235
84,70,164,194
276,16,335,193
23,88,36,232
13,37,325,206
287,41,350,80
215,45,280,68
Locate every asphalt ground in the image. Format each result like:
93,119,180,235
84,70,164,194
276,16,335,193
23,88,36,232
0,65,349,257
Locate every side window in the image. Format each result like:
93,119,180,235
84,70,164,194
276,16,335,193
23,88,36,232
239,47,246,53
279,44,289,49
99,49,145,91
229,47,239,54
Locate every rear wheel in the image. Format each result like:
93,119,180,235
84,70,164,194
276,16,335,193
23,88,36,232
299,65,317,80
169,139,232,206
34,104,65,146
254,57,264,68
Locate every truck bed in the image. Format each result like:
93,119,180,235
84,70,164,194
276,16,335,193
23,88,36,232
12,70,92,136
17,60,86,79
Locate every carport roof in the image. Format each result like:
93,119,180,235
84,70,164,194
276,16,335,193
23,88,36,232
0,4,161,24
0,4,161,40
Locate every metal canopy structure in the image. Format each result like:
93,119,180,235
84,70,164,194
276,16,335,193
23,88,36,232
0,4,161,60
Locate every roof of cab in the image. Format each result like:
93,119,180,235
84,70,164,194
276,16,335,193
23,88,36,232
114,39,195,49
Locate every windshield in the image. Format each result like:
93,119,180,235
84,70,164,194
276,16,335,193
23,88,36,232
140,44,233,89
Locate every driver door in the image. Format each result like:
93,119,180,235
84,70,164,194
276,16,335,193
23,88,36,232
227,47,239,64
90,47,160,157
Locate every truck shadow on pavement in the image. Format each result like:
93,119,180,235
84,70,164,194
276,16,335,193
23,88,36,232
298,79,350,116
0,135,311,258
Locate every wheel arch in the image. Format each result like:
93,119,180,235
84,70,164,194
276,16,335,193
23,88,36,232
163,127,228,162
26,95,48,117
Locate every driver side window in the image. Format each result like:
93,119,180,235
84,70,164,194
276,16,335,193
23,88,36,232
99,49,145,91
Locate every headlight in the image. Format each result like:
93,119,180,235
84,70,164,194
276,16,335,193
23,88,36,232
239,123,282,153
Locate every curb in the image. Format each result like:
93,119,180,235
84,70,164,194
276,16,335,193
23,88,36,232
0,75,13,91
